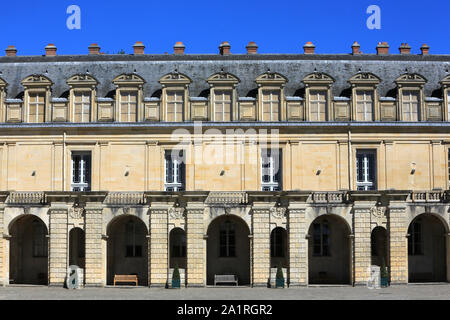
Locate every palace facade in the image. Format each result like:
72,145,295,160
0,41,449,287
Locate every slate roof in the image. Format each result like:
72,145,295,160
0,53,449,99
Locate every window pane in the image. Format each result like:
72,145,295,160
309,90,326,121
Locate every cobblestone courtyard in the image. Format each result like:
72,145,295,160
0,284,449,300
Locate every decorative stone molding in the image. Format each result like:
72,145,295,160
371,206,386,218
69,206,84,219
168,207,185,219
270,206,286,219
205,191,248,205
8,192,45,204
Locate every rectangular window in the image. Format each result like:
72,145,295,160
448,93,450,121
312,222,330,256
119,91,137,122
402,90,419,121
219,222,236,257
262,90,280,121
309,90,327,121
125,221,142,257
71,152,91,191
356,150,376,190
261,149,282,191
408,220,422,255
33,220,48,257
356,90,374,121
29,92,45,123
164,150,185,191
166,91,184,122
73,91,91,122
214,90,232,121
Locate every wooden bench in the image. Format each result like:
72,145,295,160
214,274,238,286
113,274,138,286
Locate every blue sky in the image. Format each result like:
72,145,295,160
1,0,449,55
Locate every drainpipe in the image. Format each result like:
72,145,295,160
63,131,66,191
348,127,352,190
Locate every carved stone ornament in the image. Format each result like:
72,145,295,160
371,206,386,218
23,206,31,215
270,207,286,219
69,206,84,219
168,207,185,219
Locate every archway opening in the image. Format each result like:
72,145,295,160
169,228,186,268
69,228,85,269
371,226,388,267
207,215,250,286
408,214,447,282
308,214,351,284
107,215,148,286
270,227,288,268
9,215,48,285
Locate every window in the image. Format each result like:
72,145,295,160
71,152,91,191
219,220,236,257
261,149,282,191
402,90,419,121
448,92,450,121
29,93,45,123
270,228,285,257
448,149,450,187
164,150,185,191
408,219,422,255
313,221,330,256
262,90,280,121
73,91,91,122
166,91,184,122
214,90,232,121
170,229,186,258
32,220,48,257
356,91,374,121
356,150,376,190
119,91,137,122
309,90,327,121
125,220,142,257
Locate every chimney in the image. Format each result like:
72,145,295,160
174,42,185,55
133,41,145,55
399,43,411,54
88,43,101,55
303,42,316,54
219,41,231,55
351,41,360,55
246,42,258,55
420,44,430,55
45,43,57,56
5,45,17,57
376,42,389,55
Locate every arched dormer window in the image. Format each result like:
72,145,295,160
0,77,7,122
206,71,240,121
21,74,53,123
112,73,145,122
303,72,334,121
255,71,287,121
395,73,427,121
159,71,191,122
349,72,381,121
66,74,98,122
440,75,450,121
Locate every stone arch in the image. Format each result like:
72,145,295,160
169,227,186,269
204,206,252,234
307,214,352,285
407,213,448,282
106,214,149,286
69,227,85,269
270,227,288,268
5,207,49,233
206,214,250,286
103,207,149,235
371,226,388,268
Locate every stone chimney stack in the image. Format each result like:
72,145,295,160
88,43,101,55
376,42,389,55
133,41,145,55
351,41,361,55
174,42,185,55
5,45,17,57
219,41,231,55
45,44,57,56
399,43,411,54
303,42,316,54
246,42,258,55
420,44,430,55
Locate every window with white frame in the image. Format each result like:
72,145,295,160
312,221,330,256
71,152,91,191
309,90,327,121
214,90,232,121
356,90,374,121
356,150,376,190
29,92,45,123
166,90,184,122
164,150,185,191
73,91,91,122
402,90,419,121
261,90,280,121
119,91,137,122
261,148,282,191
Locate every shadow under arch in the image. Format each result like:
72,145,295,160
106,214,148,286
206,214,250,286
307,214,351,285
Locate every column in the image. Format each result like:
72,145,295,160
149,205,168,287
352,202,374,285
0,197,5,286
84,204,104,286
186,205,205,287
252,205,271,287
388,201,408,284
288,204,307,286
48,205,69,286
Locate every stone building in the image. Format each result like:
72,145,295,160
0,41,449,287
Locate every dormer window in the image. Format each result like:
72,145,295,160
395,73,427,121
255,71,287,121
207,71,240,122
67,74,98,123
159,71,191,122
349,72,381,121
303,72,334,121
112,73,145,122
0,77,7,123
21,74,53,123
440,75,450,121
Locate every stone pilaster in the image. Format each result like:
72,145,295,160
352,202,374,285
186,206,205,287
251,205,271,287
149,205,169,287
388,202,408,284
0,204,5,286
287,205,307,286
84,205,104,286
48,206,69,286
